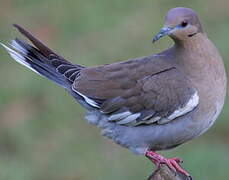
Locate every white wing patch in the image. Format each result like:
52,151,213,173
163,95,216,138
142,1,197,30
107,110,141,125
144,116,160,124
76,91,100,108
117,113,141,125
108,111,132,121
105,91,199,126
158,91,199,124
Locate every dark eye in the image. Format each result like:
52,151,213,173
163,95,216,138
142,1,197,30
181,21,188,27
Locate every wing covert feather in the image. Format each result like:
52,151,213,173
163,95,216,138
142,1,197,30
72,56,199,126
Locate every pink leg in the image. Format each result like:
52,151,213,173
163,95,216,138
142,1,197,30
145,150,190,177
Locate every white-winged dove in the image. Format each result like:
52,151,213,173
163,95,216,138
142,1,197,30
1,7,226,177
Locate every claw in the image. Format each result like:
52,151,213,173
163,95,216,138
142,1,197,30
170,157,183,164
145,150,190,177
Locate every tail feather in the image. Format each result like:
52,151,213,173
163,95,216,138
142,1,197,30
0,24,97,108
1,42,40,75
1,36,83,89
1,40,71,87
13,24,61,58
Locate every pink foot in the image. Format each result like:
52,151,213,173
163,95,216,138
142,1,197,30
145,150,190,177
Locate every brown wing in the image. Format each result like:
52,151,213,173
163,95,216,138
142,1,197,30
72,56,199,126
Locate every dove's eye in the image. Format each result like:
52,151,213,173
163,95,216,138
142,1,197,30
181,20,188,28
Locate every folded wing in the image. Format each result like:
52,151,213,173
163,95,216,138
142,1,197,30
73,56,199,126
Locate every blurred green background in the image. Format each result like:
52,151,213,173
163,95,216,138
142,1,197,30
0,0,229,179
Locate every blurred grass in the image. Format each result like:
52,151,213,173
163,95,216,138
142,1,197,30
0,0,229,179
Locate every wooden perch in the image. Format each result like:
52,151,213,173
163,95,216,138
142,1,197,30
147,164,193,180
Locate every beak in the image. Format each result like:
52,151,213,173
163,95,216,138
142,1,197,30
152,26,175,43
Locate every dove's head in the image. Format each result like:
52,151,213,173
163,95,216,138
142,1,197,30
152,7,203,43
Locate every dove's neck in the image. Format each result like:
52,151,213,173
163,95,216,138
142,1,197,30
172,33,224,78
174,32,208,49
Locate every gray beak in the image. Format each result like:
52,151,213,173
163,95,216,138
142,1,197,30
152,26,174,43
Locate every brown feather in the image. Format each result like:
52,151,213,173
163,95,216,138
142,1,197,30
13,24,61,58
